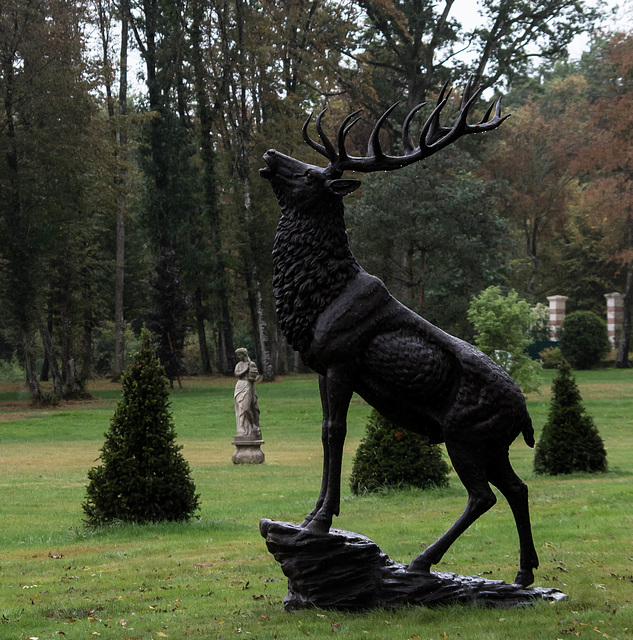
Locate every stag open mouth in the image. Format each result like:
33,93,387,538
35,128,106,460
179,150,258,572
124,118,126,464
259,149,277,179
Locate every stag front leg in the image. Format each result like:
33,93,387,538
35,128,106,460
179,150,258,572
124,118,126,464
301,375,330,527
304,367,353,533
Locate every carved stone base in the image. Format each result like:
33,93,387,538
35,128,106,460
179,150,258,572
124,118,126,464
259,519,567,611
232,438,265,464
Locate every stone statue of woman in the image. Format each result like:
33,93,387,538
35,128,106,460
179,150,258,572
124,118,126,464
234,348,262,439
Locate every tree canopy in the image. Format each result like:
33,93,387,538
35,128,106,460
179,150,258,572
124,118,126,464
1,0,631,398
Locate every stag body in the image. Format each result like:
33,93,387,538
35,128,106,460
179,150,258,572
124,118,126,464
261,82,539,587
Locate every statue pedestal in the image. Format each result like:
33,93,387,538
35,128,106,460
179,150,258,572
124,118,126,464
232,437,265,464
259,519,567,611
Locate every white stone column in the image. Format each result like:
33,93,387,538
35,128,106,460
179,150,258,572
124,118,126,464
604,292,624,350
547,295,568,341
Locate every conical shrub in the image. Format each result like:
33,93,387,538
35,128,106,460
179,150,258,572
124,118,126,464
83,328,200,526
533,361,607,475
350,409,450,494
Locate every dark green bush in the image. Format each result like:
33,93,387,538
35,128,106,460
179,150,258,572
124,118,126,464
83,328,200,526
350,409,450,494
533,361,607,475
559,310,610,369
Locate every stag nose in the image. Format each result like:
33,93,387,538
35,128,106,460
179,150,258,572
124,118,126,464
260,149,276,179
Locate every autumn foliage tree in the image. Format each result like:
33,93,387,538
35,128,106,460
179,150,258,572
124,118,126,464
577,34,633,367
0,0,110,401
1,0,630,387
352,0,600,108
487,75,589,298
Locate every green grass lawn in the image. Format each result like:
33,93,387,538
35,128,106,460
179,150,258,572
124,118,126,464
0,370,631,639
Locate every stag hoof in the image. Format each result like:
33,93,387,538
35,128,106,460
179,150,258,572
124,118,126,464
514,568,535,587
303,517,331,533
406,555,432,575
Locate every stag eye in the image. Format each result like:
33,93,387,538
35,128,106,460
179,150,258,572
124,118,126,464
304,169,314,181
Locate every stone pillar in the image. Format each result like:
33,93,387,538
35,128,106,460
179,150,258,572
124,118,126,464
547,296,568,341
604,292,624,350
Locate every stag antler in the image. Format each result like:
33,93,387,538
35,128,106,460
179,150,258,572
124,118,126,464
303,78,509,177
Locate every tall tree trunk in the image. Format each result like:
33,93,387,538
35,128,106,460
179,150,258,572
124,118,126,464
113,0,129,380
616,264,632,368
232,0,274,380
3,50,41,402
616,215,633,368
252,265,274,381
40,355,50,382
60,298,82,397
275,327,288,375
240,176,274,381
82,307,93,384
190,0,235,374
194,287,212,374
525,214,541,297
39,312,53,381
21,329,42,403
218,294,235,375
39,317,64,398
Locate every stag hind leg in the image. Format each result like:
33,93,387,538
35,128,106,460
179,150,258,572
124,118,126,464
408,440,497,574
488,454,539,587
408,441,538,587
301,369,353,533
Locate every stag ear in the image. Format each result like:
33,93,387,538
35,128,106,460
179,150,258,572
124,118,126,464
326,178,361,196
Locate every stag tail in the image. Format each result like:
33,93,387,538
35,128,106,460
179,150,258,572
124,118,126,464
523,422,535,448
303,77,509,177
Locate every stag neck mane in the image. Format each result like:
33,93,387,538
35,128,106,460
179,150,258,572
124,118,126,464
272,193,360,353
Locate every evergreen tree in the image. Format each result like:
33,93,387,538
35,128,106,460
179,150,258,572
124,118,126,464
348,153,509,339
83,329,200,526
533,362,607,475
147,250,188,387
350,409,450,494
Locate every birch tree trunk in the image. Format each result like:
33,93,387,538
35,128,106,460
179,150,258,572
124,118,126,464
241,176,275,381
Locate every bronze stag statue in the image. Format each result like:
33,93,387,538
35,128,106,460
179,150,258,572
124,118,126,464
260,80,539,588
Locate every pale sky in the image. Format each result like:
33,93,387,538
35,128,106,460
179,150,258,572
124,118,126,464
122,1,631,95
451,0,630,61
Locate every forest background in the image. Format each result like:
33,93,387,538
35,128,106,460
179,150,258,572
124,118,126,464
2,0,633,402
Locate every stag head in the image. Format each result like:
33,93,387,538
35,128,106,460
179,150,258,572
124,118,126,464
260,78,508,205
